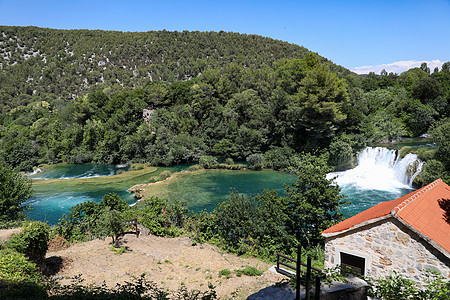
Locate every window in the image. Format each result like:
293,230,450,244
340,252,365,275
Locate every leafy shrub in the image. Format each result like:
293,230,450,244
399,146,413,158
110,245,127,255
130,163,145,171
6,221,50,265
55,194,129,243
417,148,436,161
0,248,42,283
218,269,232,279
0,219,27,229
0,249,46,299
214,192,261,254
149,175,161,182
100,193,129,212
225,158,234,165
187,210,217,245
263,146,295,170
159,170,171,180
48,273,217,299
414,159,446,186
188,164,202,171
367,270,450,300
246,153,263,166
0,164,32,221
199,155,219,169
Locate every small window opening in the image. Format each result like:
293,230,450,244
340,252,365,275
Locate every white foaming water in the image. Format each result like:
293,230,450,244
328,147,423,193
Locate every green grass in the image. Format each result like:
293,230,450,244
218,269,232,279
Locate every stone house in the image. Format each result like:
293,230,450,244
322,178,450,282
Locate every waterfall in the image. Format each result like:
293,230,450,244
328,147,423,192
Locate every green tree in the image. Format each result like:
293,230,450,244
411,77,443,103
362,111,405,142
328,135,355,170
296,67,348,142
99,193,129,212
430,119,450,172
95,209,124,245
0,164,32,221
286,154,347,246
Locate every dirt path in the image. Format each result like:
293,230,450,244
0,227,21,244
46,233,286,299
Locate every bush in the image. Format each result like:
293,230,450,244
47,273,217,299
6,221,50,265
399,146,413,159
328,136,355,170
199,155,218,169
414,159,446,186
0,248,46,299
159,170,171,180
149,175,161,182
246,153,263,166
0,248,42,283
188,164,202,171
263,146,295,170
218,269,232,279
367,270,450,300
417,148,436,161
130,163,145,171
100,193,129,212
0,219,27,229
187,210,217,245
225,158,234,165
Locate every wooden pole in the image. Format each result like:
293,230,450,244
306,256,311,300
315,275,321,300
296,243,301,300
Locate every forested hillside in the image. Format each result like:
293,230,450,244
0,26,352,109
0,26,449,184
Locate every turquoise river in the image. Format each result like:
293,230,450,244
25,146,422,225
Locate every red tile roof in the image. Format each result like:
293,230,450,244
322,179,450,254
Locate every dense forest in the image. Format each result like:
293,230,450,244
0,26,449,184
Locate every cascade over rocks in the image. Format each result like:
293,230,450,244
329,147,423,192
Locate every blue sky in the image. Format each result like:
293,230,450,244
1,0,449,73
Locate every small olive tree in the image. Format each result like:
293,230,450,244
95,209,124,245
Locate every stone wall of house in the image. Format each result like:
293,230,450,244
324,217,450,283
